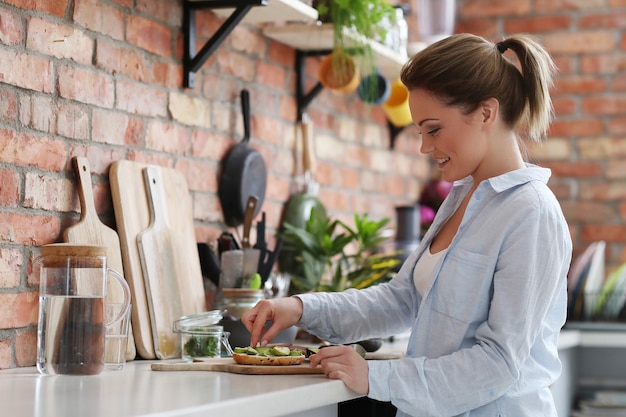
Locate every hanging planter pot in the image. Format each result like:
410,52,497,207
318,47,361,95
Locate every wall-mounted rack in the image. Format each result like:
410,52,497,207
182,0,409,148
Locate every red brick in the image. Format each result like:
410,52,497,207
256,61,288,91
58,65,115,107
554,75,607,94
115,79,168,117
462,0,531,17
23,173,75,212
609,116,626,134
0,88,17,124
96,38,150,82
229,25,267,56
552,96,577,115
579,137,626,158
549,119,604,136
0,49,54,92
215,49,257,83
581,224,626,243
614,74,626,92
264,174,290,202
534,0,606,12
136,0,182,26
268,41,294,67
126,14,172,58
0,248,23,288
454,19,499,39
151,60,183,88
93,108,143,147
26,17,93,65
192,192,222,223
0,169,20,208
145,120,192,154
0,338,11,370
0,129,66,171
607,159,626,179
581,54,626,74
582,95,626,115
0,292,39,328
545,31,616,54
0,212,61,245
505,15,572,33
542,161,603,178
110,0,131,7
56,101,90,140
580,181,626,201
4,0,67,16
174,158,216,193
74,0,124,40
579,11,626,29
191,129,231,161
15,329,36,367
0,8,23,46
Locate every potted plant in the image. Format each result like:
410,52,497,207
280,210,400,293
314,0,396,94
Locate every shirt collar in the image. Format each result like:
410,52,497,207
454,163,552,193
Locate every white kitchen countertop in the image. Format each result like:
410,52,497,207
1,328,624,417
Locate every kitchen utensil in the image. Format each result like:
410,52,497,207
151,357,324,375
218,231,240,256
110,160,206,359
35,244,131,375
258,237,283,285
241,196,261,285
220,250,244,289
218,89,267,227
63,156,137,361
197,243,221,287
279,113,326,277
137,166,183,359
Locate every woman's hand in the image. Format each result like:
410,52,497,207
309,345,369,395
241,297,303,347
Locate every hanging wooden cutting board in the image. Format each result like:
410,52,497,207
63,156,136,360
151,358,325,375
110,161,206,359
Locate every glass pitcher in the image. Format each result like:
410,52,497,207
35,244,131,375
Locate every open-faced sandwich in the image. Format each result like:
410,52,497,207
232,345,305,366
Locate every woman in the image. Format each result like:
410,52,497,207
242,33,572,417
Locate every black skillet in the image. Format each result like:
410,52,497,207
218,89,267,227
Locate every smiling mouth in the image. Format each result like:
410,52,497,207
436,157,450,165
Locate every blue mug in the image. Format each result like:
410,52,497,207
357,69,391,105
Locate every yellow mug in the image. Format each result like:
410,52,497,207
382,79,413,127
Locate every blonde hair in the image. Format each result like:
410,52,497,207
400,33,557,142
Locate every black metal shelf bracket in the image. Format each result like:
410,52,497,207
183,0,267,88
295,49,407,149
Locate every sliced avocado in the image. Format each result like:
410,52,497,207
270,346,290,356
255,346,272,356
233,347,248,354
245,347,258,355
289,349,303,356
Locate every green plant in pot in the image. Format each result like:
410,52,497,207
314,0,395,95
280,210,400,293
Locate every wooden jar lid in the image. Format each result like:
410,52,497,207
40,243,107,267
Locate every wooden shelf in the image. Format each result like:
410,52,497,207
263,23,407,80
211,0,318,23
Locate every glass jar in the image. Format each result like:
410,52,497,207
173,311,233,361
218,289,264,319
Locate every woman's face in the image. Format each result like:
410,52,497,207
408,88,488,183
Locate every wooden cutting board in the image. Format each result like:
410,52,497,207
63,156,136,360
137,166,183,359
151,358,324,375
110,161,206,360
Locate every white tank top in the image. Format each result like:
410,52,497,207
413,246,447,296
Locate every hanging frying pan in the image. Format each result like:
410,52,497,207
218,89,267,227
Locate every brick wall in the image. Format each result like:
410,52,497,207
0,0,623,368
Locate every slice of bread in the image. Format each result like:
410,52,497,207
232,353,305,366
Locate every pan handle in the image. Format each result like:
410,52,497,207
241,89,250,144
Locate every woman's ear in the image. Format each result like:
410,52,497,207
480,98,499,127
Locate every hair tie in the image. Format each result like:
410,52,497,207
496,42,508,54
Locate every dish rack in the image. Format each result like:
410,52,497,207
567,291,626,324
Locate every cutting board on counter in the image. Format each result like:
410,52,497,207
151,358,325,375
110,161,206,360
63,156,136,360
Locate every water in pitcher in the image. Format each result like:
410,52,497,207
37,295,106,375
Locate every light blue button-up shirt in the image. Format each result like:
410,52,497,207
297,164,572,417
